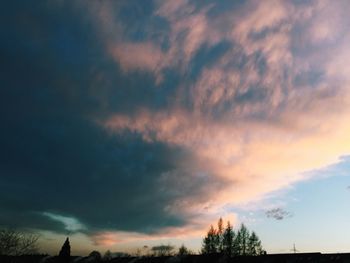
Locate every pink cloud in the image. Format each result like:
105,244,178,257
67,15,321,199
91,212,238,247
92,232,122,246
156,0,221,68
88,0,350,243
155,0,191,18
104,86,350,203
104,1,215,81
109,42,166,80
232,0,289,39
305,0,347,44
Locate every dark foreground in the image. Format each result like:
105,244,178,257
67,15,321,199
1,253,350,263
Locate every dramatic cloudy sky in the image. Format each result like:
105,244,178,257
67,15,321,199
1,0,350,255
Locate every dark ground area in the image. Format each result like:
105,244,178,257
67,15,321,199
1,253,350,263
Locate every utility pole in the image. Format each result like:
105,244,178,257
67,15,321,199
291,243,298,254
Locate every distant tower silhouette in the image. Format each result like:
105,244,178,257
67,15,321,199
59,237,71,257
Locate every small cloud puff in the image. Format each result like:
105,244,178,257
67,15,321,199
266,208,293,220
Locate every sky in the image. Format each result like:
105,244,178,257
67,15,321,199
1,0,350,256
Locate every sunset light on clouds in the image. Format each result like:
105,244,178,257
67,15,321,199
1,0,350,256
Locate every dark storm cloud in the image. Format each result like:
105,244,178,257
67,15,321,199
117,0,170,46
189,41,232,81
0,1,225,235
5,0,348,242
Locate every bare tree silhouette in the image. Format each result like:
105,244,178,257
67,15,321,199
0,228,39,256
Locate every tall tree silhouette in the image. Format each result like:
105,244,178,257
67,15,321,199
216,218,224,253
58,237,70,258
222,221,235,257
236,224,250,255
201,225,217,254
248,231,263,255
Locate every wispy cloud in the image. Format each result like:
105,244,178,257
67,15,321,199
43,212,86,232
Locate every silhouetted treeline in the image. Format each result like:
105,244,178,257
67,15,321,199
201,218,264,256
2,225,350,263
2,253,350,263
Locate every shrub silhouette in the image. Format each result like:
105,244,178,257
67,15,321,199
151,245,174,256
178,244,191,256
